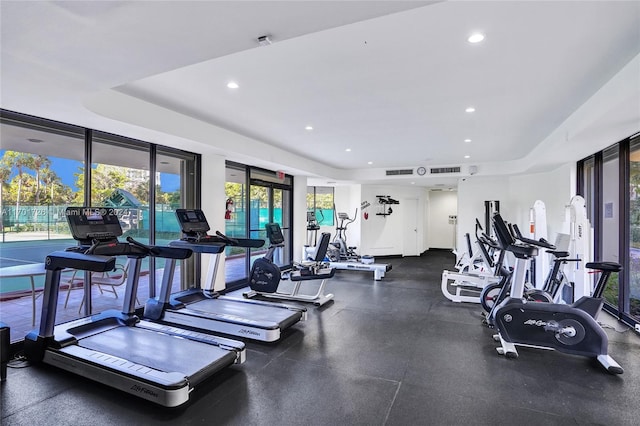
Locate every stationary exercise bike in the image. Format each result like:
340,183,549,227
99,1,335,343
489,213,623,374
480,223,582,314
244,223,335,306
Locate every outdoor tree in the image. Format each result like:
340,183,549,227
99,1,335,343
0,159,12,222
74,164,128,205
131,179,150,204
40,167,70,204
2,151,31,225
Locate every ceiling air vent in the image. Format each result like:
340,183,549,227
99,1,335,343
385,169,414,176
430,166,461,174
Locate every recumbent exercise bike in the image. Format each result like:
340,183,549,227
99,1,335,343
244,223,335,306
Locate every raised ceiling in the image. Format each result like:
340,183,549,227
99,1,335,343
1,1,639,186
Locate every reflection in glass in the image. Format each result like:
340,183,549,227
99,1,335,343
602,146,619,307
629,142,640,321
0,120,85,341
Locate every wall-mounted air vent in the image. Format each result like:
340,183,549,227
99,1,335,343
430,166,461,174
385,169,414,176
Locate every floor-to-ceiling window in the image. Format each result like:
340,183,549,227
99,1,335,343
578,132,640,328
156,147,198,290
628,138,640,323
0,110,199,342
0,114,85,341
602,145,621,307
91,133,151,308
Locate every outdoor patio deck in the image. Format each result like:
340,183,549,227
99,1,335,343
0,267,182,343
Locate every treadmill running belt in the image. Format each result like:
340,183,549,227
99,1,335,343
79,326,236,382
189,298,298,326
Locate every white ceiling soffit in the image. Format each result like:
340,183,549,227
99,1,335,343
1,1,640,186
0,1,433,88
109,1,639,173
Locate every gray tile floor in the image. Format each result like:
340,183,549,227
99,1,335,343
2,250,640,425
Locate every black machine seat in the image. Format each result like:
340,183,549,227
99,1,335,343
548,251,570,258
586,262,622,273
586,261,622,300
290,267,335,281
290,232,334,280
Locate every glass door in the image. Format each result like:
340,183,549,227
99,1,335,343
224,165,293,290
249,184,272,270
224,165,249,286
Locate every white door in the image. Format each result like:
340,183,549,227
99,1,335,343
428,191,458,249
403,198,419,256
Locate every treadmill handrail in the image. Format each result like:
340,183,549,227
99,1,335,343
45,250,116,272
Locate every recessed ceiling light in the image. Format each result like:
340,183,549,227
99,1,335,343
465,107,476,113
226,81,239,89
411,182,415,185
345,148,352,152
305,126,313,131
160,161,170,165
464,155,471,159
367,161,373,165
464,139,472,143
27,138,44,143
468,33,485,43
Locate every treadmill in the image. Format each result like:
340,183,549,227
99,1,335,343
143,209,306,343
24,207,246,407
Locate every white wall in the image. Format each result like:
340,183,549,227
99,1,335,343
456,176,510,252
507,163,575,243
427,190,458,249
333,184,362,250
200,153,227,291
293,175,308,262
455,163,576,260
359,184,428,256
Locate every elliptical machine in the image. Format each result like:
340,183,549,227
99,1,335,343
245,223,335,306
306,210,322,247
329,209,359,261
489,213,623,374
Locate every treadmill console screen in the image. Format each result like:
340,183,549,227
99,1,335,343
175,209,210,233
65,207,123,242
